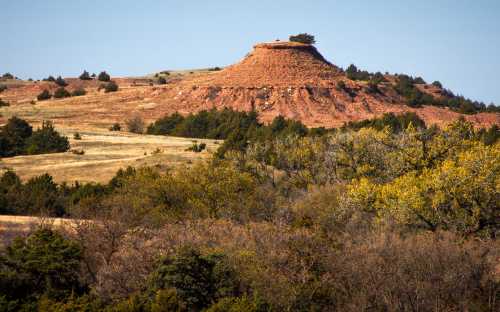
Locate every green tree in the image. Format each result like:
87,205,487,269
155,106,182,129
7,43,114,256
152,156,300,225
53,87,71,99
289,33,316,44
149,247,239,311
0,116,33,156
25,121,70,155
55,76,68,87
0,228,83,303
79,70,92,80
37,89,52,101
97,71,111,82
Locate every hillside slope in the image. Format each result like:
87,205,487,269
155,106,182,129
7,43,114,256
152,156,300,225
0,41,499,129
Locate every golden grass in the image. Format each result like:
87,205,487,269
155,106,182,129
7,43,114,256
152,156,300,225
0,127,220,183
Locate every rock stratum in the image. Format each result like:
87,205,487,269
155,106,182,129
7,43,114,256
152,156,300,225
155,41,499,127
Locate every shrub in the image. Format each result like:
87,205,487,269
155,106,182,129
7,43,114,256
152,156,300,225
1,72,14,79
109,123,121,131
44,75,56,82
0,84,6,92
365,80,380,94
79,70,92,80
186,142,206,153
71,149,85,155
346,64,371,81
55,76,68,87
71,88,86,96
208,67,222,71
157,77,167,84
98,71,111,82
73,132,82,140
25,121,70,155
37,89,52,101
289,33,316,44
53,87,71,99
0,98,9,107
126,115,145,134
104,81,118,93
432,80,443,88
336,80,347,91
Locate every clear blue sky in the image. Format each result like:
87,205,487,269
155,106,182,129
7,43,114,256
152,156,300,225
2,0,499,104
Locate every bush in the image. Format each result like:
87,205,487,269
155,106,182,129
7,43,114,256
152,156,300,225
126,115,145,134
345,64,371,81
109,123,121,131
432,80,443,88
37,89,52,101
186,142,206,153
79,70,91,80
25,121,70,155
289,33,316,44
53,87,71,99
55,76,68,87
71,88,86,97
157,77,167,84
0,84,6,92
1,73,14,80
98,71,111,82
336,80,347,91
73,132,82,140
44,75,56,82
0,98,9,107
104,81,118,93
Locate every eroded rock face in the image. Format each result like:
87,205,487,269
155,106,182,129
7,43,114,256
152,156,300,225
149,41,499,128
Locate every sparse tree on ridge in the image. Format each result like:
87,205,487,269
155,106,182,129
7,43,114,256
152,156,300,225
289,33,316,44
98,71,111,82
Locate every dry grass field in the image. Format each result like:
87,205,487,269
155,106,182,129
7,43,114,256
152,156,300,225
0,127,219,183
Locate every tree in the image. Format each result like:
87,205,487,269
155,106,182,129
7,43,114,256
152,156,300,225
432,81,443,88
0,116,33,156
37,89,52,101
79,70,91,80
53,87,71,99
289,33,316,44
149,247,239,311
1,73,14,80
147,112,185,135
25,121,70,155
0,228,83,303
98,71,111,82
55,76,68,87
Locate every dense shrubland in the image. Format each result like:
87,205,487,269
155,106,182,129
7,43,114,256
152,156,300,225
1,110,500,310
